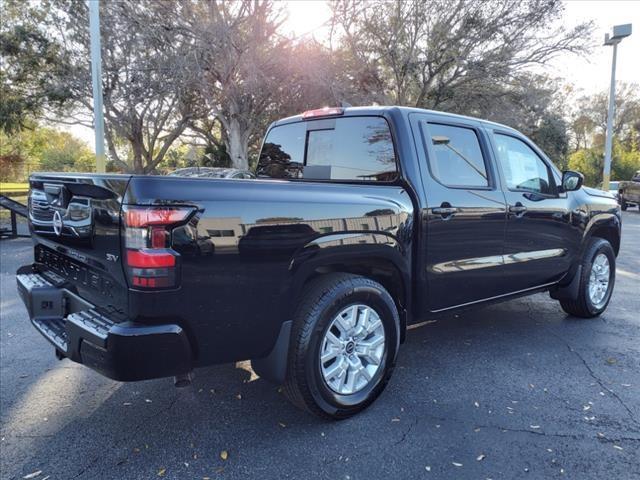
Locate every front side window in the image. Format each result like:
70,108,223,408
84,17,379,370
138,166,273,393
425,123,489,187
493,134,555,195
256,117,397,182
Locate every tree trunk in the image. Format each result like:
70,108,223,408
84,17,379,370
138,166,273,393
226,118,249,169
131,137,145,173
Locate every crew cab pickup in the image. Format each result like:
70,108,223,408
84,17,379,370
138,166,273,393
618,170,640,210
16,106,621,419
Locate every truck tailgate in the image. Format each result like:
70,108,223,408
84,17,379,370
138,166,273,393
27,173,131,317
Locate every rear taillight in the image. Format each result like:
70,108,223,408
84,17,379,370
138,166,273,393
122,206,194,289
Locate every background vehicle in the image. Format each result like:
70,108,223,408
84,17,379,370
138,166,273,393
168,167,256,179
618,170,640,210
16,106,621,419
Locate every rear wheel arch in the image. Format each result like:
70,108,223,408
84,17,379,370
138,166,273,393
252,245,410,385
288,252,410,341
282,272,401,418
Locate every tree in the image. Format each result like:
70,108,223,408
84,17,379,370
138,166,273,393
0,125,93,181
568,140,640,186
568,83,640,149
5,0,200,173
0,1,72,133
179,1,297,169
565,83,640,184
329,0,592,110
40,131,94,172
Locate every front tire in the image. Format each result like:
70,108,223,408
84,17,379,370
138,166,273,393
560,238,615,318
283,273,400,419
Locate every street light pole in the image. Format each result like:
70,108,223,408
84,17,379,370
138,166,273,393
88,0,106,173
602,41,617,189
602,24,632,188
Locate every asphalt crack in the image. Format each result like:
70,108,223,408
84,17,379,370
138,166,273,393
417,411,640,443
393,417,418,446
545,327,639,428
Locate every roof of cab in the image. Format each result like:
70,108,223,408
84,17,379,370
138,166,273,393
272,105,519,135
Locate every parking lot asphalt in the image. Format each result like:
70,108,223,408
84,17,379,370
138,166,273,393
1,211,639,480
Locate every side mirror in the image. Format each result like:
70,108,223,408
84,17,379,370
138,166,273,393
561,170,584,192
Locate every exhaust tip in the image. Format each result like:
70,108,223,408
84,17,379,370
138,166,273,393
174,372,193,388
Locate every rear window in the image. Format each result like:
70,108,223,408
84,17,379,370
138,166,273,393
256,117,397,182
424,123,489,188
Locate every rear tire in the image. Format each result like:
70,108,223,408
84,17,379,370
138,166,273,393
560,238,615,318
283,273,400,419
619,194,627,211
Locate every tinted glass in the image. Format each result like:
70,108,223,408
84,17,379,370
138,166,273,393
426,123,488,187
494,134,554,195
256,122,306,179
256,117,397,181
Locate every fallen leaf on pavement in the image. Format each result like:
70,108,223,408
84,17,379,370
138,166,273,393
425,466,431,471
23,471,42,479
220,450,228,460
157,468,166,477
477,454,486,461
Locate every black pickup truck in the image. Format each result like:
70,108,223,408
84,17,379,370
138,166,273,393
16,106,621,419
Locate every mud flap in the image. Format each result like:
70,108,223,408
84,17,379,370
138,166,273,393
251,320,292,384
550,265,582,301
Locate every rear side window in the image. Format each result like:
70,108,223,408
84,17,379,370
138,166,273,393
425,123,489,187
256,117,397,182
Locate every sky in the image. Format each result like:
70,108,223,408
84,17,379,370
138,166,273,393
547,0,640,95
283,0,640,95
70,0,640,149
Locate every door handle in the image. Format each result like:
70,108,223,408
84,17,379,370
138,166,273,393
432,204,459,218
509,203,527,216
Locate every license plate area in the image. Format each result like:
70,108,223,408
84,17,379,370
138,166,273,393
30,286,65,319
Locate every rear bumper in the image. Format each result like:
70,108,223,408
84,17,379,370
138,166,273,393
16,265,193,381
